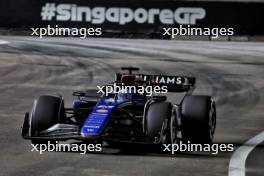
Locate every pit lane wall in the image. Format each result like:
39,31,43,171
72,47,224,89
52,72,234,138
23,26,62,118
0,0,264,38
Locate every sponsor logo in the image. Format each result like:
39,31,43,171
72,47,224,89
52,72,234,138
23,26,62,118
97,105,114,109
41,3,206,25
96,109,108,113
154,76,183,84
174,8,205,25
141,75,184,85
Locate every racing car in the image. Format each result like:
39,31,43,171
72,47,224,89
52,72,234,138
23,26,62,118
21,67,216,145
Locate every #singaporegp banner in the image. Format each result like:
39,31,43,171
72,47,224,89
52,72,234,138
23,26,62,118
0,0,264,35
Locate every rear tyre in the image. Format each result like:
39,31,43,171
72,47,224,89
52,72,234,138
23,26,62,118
145,101,172,143
181,95,216,144
30,95,65,144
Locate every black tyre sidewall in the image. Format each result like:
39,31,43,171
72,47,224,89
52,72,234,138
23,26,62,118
145,101,171,140
31,95,63,136
181,95,216,144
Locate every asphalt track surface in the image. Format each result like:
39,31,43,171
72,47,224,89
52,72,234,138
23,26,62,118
0,36,264,176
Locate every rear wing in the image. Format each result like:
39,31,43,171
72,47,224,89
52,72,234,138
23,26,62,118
115,73,195,92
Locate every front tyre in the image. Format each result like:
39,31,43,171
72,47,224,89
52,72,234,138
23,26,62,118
144,101,172,143
30,95,65,144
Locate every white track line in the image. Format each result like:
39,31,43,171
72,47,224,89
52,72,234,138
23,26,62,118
0,40,9,45
229,131,264,176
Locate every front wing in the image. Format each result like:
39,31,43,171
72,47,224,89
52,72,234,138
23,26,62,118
21,113,168,144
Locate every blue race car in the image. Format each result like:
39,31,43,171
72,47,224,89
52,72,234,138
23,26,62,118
22,67,216,145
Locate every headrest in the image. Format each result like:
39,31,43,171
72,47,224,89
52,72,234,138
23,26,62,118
121,75,136,85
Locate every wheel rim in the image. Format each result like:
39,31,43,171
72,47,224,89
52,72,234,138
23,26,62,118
209,102,216,141
170,111,177,144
